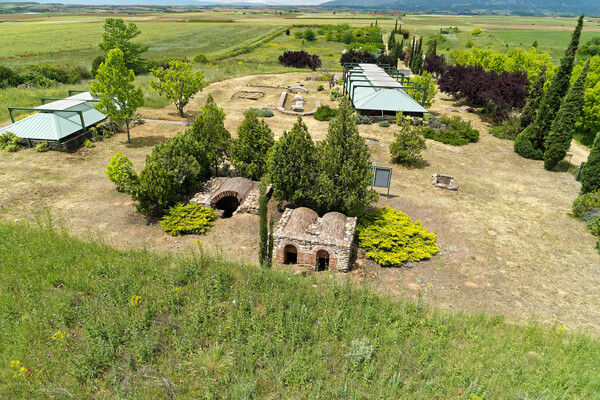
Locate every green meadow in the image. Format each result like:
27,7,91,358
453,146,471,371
1,221,599,398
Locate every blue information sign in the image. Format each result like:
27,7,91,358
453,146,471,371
372,166,392,198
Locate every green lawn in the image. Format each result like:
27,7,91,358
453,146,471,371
1,221,599,398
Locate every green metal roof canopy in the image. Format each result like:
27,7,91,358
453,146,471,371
0,91,106,141
344,63,429,115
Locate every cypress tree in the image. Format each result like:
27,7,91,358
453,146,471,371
408,37,416,72
394,19,398,33
258,181,268,266
425,38,437,58
543,61,590,170
580,132,600,194
521,14,584,158
388,31,396,50
520,65,547,129
268,116,317,207
415,37,424,74
267,215,274,268
314,100,378,217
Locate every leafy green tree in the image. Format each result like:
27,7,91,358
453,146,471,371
304,29,316,41
230,109,275,180
572,55,600,139
187,95,230,175
90,48,144,143
580,132,600,194
516,14,584,159
580,37,600,58
544,61,590,170
408,72,437,108
150,60,205,117
268,116,317,207
314,100,378,217
520,65,547,129
98,18,148,73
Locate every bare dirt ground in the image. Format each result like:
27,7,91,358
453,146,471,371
2,74,599,335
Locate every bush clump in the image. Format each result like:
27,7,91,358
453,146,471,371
378,120,390,128
83,139,95,148
193,53,209,64
423,116,479,146
357,206,439,267
353,113,373,125
105,153,139,194
0,132,23,152
330,87,343,101
572,189,600,220
314,105,338,121
159,203,217,236
278,50,322,70
490,115,522,140
34,141,51,152
245,108,274,118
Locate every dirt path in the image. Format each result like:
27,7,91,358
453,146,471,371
568,139,590,166
1,74,599,335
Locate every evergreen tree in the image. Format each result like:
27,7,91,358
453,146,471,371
258,180,268,266
544,61,590,170
314,100,378,217
268,116,317,207
580,132,600,194
517,14,584,159
394,19,398,33
267,215,274,268
230,109,275,180
388,31,396,50
426,38,437,58
408,37,415,70
187,95,230,175
520,65,547,129
414,37,424,74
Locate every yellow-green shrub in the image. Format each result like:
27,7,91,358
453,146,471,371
357,206,439,266
159,203,217,236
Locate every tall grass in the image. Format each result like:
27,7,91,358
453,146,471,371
1,220,599,398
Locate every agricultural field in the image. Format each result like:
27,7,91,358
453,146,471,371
1,9,600,397
1,11,598,122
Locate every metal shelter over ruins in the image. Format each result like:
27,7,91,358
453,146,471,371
343,63,429,118
0,90,106,152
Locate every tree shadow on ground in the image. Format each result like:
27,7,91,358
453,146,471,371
125,135,166,148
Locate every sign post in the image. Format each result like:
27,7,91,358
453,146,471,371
372,166,392,198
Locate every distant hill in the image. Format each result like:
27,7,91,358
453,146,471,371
319,0,600,16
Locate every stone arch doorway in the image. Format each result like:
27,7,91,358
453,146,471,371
316,249,329,271
283,244,298,264
213,196,240,218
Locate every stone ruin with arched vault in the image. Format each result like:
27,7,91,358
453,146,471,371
190,177,265,218
273,207,357,272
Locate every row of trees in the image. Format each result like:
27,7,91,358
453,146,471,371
107,96,378,218
514,15,586,170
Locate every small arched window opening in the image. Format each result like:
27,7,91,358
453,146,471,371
284,245,298,264
316,250,329,271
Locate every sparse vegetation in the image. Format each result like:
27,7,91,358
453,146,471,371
423,116,479,146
